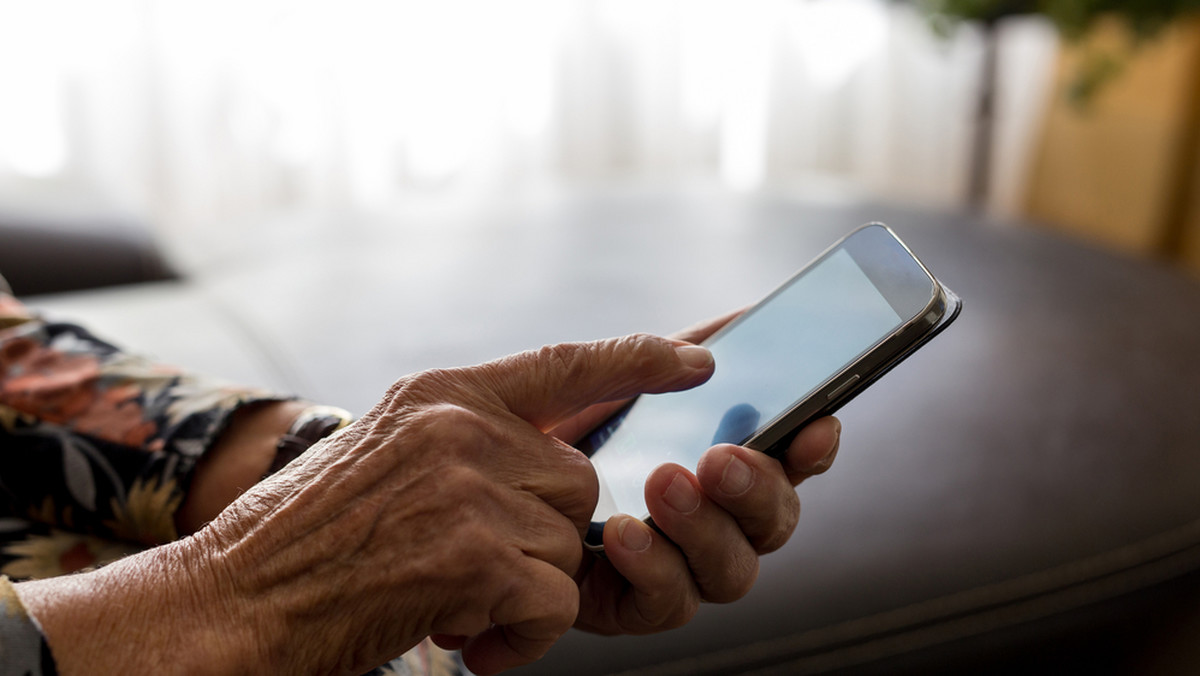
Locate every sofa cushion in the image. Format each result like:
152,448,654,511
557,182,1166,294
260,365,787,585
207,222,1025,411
0,204,177,296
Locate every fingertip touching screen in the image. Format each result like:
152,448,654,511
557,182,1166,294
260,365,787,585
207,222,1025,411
584,225,935,524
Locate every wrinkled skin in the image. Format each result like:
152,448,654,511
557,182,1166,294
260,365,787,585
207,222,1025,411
20,326,839,676
550,312,841,637
193,334,720,675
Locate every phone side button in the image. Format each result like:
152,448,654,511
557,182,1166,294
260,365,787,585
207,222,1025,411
826,374,860,400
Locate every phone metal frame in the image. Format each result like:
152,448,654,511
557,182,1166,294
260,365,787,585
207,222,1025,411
739,223,962,457
583,223,962,551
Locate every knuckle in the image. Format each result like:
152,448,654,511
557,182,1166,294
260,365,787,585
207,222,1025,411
376,369,466,419
634,574,701,630
541,577,581,631
436,598,497,639
440,462,494,496
535,342,589,382
756,493,801,554
372,374,418,416
561,445,599,499
531,443,599,529
619,333,669,376
437,507,513,577
704,552,759,604
545,511,586,572
397,368,465,401
410,403,496,451
663,594,700,630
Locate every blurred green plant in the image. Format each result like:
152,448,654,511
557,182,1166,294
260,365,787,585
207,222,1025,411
921,1,1200,37
920,0,1200,104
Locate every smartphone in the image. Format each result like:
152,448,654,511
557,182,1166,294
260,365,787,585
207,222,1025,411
579,223,961,551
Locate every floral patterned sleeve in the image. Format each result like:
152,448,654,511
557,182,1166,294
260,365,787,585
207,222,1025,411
0,290,283,552
0,279,469,676
0,576,56,676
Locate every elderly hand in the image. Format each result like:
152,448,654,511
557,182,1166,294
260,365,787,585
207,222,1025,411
18,334,716,676
554,311,841,635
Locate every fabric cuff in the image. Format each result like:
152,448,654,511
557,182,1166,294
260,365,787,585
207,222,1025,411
0,576,58,676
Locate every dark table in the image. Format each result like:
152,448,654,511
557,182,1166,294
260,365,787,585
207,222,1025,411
32,186,1200,674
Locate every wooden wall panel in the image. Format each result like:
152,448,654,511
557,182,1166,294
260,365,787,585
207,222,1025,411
1024,17,1200,265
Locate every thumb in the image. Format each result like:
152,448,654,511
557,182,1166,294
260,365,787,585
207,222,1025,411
476,333,714,431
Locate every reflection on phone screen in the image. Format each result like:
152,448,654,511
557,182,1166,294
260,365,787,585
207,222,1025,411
585,247,904,522
712,403,760,446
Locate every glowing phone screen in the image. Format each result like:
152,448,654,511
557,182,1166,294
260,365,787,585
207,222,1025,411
586,247,905,521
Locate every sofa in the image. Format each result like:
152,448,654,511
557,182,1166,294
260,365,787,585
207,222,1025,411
7,185,1200,674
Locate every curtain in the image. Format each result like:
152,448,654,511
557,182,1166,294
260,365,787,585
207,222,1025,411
0,0,1058,247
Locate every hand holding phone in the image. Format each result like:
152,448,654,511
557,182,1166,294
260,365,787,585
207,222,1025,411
580,223,961,550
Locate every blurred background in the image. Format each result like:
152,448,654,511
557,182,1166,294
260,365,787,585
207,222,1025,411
7,0,1200,273
7,5,1200,672
1,0,1062,264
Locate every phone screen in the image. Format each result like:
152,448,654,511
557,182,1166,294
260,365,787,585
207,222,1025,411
584,238,928,524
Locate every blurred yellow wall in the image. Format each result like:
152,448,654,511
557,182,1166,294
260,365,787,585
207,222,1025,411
1025,16,1200,273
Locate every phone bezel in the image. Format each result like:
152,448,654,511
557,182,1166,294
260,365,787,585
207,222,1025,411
582,223,961,551
702,223,949,455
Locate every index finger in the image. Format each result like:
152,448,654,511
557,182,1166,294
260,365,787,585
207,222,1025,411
475,334,715,431
551,311,748,443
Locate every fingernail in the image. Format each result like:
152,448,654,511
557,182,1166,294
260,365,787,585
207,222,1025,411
663,473,701,513
675,344,713,370
719,454,754,496
810,421,841,474
618,517,652,552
